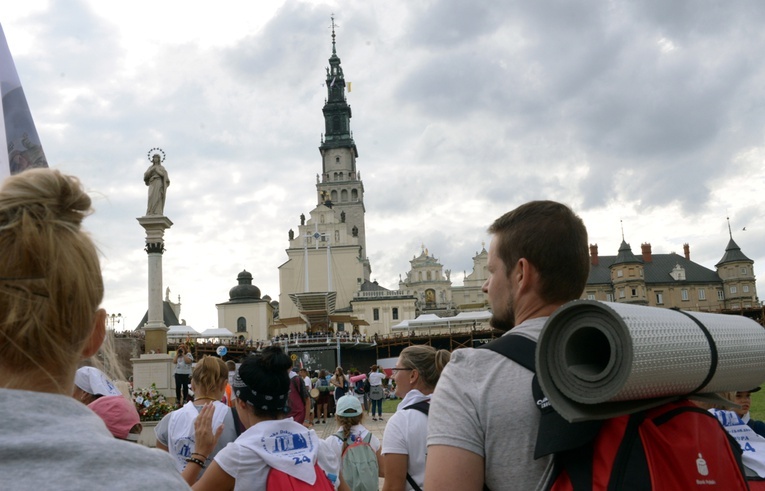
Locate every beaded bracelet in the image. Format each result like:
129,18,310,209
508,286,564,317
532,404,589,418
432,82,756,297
191,452,208,461
185,456,206,468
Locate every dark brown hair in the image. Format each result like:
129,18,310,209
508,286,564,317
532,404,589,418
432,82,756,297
488,200,589,303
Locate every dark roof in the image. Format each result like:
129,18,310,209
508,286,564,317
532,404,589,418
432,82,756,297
359,280,389,292
613,240,641,265
135,301,180,330
716,238,752,267
587,253,721,286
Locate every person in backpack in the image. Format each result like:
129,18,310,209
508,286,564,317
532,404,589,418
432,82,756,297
314,369,331,425
368,366,385,422
287,366,312,426
425,201,591,491
155,356,237,474
383,345,450,491
182,346,337,490
328,395,382,490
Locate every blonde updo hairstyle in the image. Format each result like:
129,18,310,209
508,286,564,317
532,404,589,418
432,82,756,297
0,169,103,392
191,356,229,397
399,345,451,391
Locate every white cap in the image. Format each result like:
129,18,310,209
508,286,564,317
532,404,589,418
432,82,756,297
74,367,122,397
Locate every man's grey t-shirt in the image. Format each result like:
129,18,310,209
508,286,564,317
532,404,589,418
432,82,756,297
427,317,554,491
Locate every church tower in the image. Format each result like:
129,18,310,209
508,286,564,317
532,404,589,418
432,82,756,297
316,17,370,277
277,18,372,330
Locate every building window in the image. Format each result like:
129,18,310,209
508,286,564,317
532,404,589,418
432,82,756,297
337,322,345,331
656,293,664,305
587,292,596,300
617,270,623,278
331,190,338,201
373,308,379,321
237,317,247,333
698,289,705,300
744,285,750,293
717,290,724,300
606,293,614,302
681,289,689,301
631,288,637,296
352,189,358,201
730,286,738,294
341,189,348,202
741,267,748,275
619,289,625,299
392,307,399,320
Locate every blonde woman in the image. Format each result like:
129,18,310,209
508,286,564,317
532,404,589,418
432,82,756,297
0,169,187,488
382,346,450,491
156,356,237,474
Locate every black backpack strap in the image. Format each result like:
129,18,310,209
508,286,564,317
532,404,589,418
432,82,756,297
480,334,537,372
402,401,429,491
403,400,430,416
406,473,423,491
481,333,603,461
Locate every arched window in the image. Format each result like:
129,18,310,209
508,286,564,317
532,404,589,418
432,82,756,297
341,189,348,202
237,317,247,333
351,189,358,201
339,172,344,181
331,190,338,201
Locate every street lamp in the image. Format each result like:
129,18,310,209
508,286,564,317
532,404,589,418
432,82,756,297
107,313,122,330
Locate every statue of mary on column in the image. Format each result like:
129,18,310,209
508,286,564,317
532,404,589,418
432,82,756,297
144,149,170,216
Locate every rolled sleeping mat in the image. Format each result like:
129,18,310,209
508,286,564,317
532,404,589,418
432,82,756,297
537,300,765,422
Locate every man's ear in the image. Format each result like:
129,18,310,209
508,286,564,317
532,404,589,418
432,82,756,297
515,258,538,294
82,308,107,359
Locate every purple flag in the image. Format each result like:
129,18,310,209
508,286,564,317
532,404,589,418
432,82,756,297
0,23,48,179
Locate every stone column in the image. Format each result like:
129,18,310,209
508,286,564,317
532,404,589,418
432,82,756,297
137,215,173,354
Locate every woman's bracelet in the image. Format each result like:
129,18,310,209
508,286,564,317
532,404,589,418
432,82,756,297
185,456,206,468
191,452,208,461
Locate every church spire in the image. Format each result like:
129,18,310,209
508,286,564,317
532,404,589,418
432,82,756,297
321,16,355,151
331,15,337,55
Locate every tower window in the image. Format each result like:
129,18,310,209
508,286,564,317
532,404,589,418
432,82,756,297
237,317,247,333
341,189,348,202
730,286,738,294
336,156,340,164
744,285,750,293
331,190,338,201
352,189,358,201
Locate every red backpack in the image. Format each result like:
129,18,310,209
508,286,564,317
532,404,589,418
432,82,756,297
482,334,749,490
266,463,335,490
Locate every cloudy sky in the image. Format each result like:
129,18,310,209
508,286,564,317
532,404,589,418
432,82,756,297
3,0,765,331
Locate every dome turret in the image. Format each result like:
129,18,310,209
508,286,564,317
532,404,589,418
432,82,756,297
228,269,261,302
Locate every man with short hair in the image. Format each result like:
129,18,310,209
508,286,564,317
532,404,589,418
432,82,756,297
425,201,590,490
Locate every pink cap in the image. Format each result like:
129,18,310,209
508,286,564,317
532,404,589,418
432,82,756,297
88,395,141,440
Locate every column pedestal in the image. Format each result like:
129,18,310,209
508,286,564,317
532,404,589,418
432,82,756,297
136,215,173,355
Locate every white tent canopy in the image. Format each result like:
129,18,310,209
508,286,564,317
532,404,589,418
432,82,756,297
393,310,492,330
167,325,200,338
199,328,236,338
